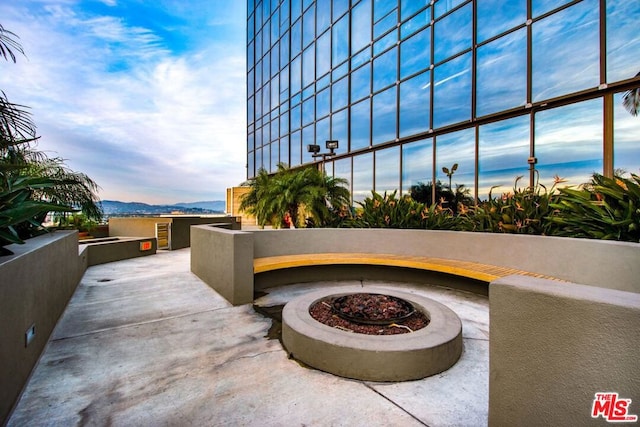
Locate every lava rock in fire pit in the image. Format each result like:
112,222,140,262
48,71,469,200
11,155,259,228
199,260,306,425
332,293,415,324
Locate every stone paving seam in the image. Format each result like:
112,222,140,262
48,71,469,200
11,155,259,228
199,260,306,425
362,382,431,426
50,306,239,342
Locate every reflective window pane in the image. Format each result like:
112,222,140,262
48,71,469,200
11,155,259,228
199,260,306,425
302,95,315,125
291,55,302,94
331,109,349,155
374,0,396,22
350,99,371,151
303,5,315,48
290,103,301,130
291,0,302,20
248,150,255,178
351,47,371,69
317,0,332,33
476,29,527,117
435,128,475,197
353,152,374,204
351,63,371,102
291,19,302,57
434,3,471,64
532,0,573,18
317,31,331,77
375,146,400,194
478,116,529,199
402,138,433,195
373,30,397,56
399,70,430,137
374,10,398,39
302,124,315,163
372,86,397,145
271,77,279,111
248,131,255,152
373,47,397,92
613,91,640,176
333,157,352,199
535,99,603,188
434,0,466,18
316,86,330,119
280,110,289,137
316,116,330,146
280,135,290,166
400,27,430,79
352,0,372,54
302,44,315,88
476,0,525,42
433,52,471,129
270,141,279,172
333,0,349,21
332,14,350,66
332,76,349,112
270,113,279,140
280,31,289,69
290,130,302,166
400,7,429,39
532,0,599,102
401,0,429,21
606,0,640,84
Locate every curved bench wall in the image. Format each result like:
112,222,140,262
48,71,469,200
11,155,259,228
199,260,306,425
251,228,640,294
254,263,490,295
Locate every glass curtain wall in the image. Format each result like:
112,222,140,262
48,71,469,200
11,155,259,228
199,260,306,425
247,0,640,203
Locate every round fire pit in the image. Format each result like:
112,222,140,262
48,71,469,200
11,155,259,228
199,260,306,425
282,286,462,382
331,293,416,325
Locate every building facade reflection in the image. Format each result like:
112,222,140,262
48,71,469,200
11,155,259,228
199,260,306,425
247,0,640,203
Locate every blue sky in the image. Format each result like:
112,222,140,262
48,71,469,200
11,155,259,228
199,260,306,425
0,0,247,204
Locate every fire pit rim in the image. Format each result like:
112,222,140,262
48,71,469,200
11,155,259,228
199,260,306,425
282,285,463,381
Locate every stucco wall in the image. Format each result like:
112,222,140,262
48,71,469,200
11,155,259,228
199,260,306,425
83,237,157,266
0,231,82,423
489,275,640,426
190,226,254,305
251,229,640,293
109,216,241,250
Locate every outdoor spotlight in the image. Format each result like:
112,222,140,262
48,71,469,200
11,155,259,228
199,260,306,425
307,144,321,154
325,140,339,150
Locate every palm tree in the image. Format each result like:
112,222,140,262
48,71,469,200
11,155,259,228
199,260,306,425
239,163,350,228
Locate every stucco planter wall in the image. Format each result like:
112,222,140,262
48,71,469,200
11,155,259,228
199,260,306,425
0,231,83,423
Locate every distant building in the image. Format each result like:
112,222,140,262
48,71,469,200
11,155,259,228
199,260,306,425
246,0,640,203
226,186,258,225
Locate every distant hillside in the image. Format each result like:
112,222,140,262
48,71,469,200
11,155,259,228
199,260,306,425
101,200,225,216
174,201,226,211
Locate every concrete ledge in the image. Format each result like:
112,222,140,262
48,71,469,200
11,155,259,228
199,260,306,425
191,225,254,305
489,275,640,426
82,237,157,266
0,231,82,423
282,286,462,381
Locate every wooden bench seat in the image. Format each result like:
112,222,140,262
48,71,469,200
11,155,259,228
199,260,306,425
254,252,559,283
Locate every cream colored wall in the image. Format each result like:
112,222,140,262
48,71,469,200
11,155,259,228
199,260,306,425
226,187,257,226
489,276,640,426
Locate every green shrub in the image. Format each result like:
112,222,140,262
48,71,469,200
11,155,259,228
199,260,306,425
464,175,559,235
547,173,640,242
333,190,463,230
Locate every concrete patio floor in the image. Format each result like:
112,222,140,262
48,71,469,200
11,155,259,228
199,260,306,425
8,248,489,427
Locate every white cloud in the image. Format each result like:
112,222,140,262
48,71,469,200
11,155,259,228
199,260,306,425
0,1,247,204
